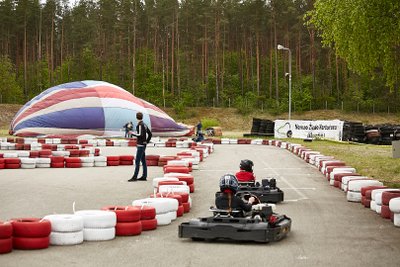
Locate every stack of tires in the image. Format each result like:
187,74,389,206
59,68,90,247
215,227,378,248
65,157,82,168
4,158,20,169
11,218,51,250
74,210,116,241
50,156,65,168
20,158,36,169
158,156,177,167
119,155,134,166
346,179,383,202
107,156,120,166
80,157,94,167
101,206,142,236
251,118,261,135
361,186,387,208
94,156,107,167
0,158,4,169
136,206,157,231
132,198,178,226
381,192,400,219
146,155,160,166
43,214,84,246
0,221,12,254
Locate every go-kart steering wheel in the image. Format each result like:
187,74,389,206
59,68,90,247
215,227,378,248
241,192,261,205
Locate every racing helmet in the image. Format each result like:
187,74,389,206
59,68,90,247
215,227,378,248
240,159,254,172
219,174,239,193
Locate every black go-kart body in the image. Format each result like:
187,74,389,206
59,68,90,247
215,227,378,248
179,204,291,243
236,178,284,204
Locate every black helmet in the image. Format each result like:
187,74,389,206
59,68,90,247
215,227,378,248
240,159,254,172
219,174,239,193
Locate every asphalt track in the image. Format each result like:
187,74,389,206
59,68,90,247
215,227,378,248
0,144,400,267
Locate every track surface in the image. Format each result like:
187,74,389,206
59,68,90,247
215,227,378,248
0,145,399,266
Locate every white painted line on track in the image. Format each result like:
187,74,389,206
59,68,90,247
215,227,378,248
260,159,309,201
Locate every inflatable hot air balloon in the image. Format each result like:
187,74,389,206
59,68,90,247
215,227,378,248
10,80,191,137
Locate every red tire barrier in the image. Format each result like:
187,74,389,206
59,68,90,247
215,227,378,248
11,218,51,238
170,192,189,203
79,140,88,144
65,162,82,168
334,173,360,183
101,206,141,222
5,163,21,169
146,160,159,166
0,164,4,169
189,183,195,193
361,196,371,208
0,238,12,254
135,206,156,220
51,162,65,168
177,176,194,185
65,157,81,163
177,205,184,217
119,155,134,161
158,181,187,187
15,144,24,150
382,191,400,205
16,137,24,144
120,160,133,165
146,155,160,161
361,186,387,197
5,158,20,164
39,150,52,158
107,161,119,166
68,150,80,157
23,144,31,150
115,221,142,236
381,205,392,219
164,166,190,174
50,156,65,163
0,221,12,239
13,236,49,250
141,219,157,231
79,150,90,157
29,151,39,158
182,202,190,213
107,156,120,161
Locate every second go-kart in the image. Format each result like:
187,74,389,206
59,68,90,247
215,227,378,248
236,178,284,203
178,194,291,243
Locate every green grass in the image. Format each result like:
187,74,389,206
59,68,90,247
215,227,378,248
201,118,219,129
291,139,400,187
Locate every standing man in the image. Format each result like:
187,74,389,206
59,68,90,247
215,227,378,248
128,112,152,182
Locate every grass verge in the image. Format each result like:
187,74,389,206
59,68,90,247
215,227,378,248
291,139,400,187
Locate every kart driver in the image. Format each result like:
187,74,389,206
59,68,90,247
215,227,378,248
235,159,256,183
215,174,255,216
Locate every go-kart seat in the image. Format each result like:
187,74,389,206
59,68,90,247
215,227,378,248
209,206,245,217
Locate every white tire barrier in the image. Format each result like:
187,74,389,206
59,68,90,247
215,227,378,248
166,160,189,167
389,197,400,213
330,168,357,180
43,214,84,232
341,176,369,191
83,227,115,241
132,198,176,214
370,200,376,211
347,180,383,193
74,210,117,229
43,214,84,246
158,185,190,195
152,177,179,188
3,152,18,158
347,191,362,202
17,151,30,158
155,213,172,226
50,231,84,245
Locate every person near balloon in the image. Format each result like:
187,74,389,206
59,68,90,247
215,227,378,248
128,112,152,182
123,121,133,138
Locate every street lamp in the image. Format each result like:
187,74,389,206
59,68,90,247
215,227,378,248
277,44,292,121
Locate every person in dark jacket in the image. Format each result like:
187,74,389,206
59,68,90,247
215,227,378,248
128,112,152,182
215,174,255,216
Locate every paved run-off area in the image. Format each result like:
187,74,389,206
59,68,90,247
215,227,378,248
1,145,399,267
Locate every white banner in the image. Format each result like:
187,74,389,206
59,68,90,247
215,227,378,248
274,120,344,141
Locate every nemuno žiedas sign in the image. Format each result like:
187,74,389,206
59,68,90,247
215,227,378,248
274,120,344,141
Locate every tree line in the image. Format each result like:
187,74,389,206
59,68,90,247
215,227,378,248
0,0,398,114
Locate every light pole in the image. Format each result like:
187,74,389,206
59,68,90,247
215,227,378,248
277,44,292,121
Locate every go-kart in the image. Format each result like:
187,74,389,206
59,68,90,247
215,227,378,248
236,178,284,203
178,194,291,243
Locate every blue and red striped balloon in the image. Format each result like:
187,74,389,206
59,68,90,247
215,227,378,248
10,80,191,137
